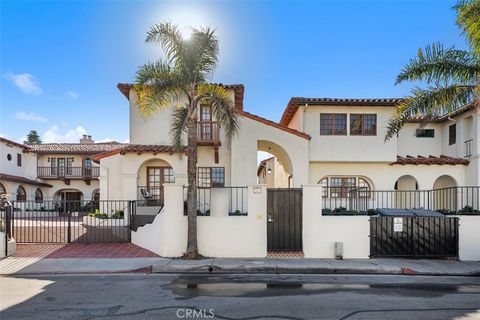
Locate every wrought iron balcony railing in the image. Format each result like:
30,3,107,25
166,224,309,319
37,166,99,179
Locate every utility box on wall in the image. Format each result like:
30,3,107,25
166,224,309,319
335,242,343,260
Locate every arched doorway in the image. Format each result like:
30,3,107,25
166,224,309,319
394,175,420,209
433,175,458,212
137,158,175,206
257,140,294,188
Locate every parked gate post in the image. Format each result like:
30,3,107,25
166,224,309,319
4,204,12,257
67,209,71,243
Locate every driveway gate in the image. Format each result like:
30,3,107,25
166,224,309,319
9,200,132,243
267,188,302,251
370,216,459,259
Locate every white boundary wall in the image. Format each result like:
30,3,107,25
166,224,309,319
132,185,267,258
303,185,370,259
459,216,480,261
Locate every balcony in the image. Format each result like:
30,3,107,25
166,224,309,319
197,121,220,146
465,139,473,158
37,166,100,179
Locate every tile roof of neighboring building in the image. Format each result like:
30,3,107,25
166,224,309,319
390,155,469,166
406,103,478,123
117,83,245,111
239,111,311,140
26,142,125,154
91,144,187,161
0,137,31,150
280,97,404,126
0,173,52,187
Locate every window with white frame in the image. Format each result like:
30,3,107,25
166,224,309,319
318,176,372,198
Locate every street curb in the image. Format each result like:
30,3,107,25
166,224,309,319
151,265,480,276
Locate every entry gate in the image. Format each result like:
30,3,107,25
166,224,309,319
9,200,132,243
370,216,459,259
267,188,302,251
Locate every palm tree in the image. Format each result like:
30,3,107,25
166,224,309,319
134,23,239,259
24,130,42,144
385,0,480,140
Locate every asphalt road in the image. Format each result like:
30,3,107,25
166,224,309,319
1,274,479,320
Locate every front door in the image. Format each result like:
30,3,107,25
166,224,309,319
267,188,303,251
147,167,174,204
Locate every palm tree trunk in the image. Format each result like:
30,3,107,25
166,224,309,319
185,116,199,258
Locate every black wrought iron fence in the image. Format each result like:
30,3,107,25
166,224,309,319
322,186,479,215
8,200,132,243
183,187,211,216
226,187,248,216
182,186,248,216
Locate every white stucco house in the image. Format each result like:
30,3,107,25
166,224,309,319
1,83,479,260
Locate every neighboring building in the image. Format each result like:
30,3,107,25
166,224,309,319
0,136,122,202
96,83,478,203
257,157,291,188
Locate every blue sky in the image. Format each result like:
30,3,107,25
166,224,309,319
0,0,467,144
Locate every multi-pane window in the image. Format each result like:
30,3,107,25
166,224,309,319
318,176,372,198
92,189,100,202
416,129,435,138
200,104,213,140
449,124,456,145
147,167,174,200
320,114,347,135
17,153,22,167
198,167,225,187
350,114,377,135
66,158,73,175
17,186,26,201
35,188,43,203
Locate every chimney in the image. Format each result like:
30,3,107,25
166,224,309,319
80,134,94,144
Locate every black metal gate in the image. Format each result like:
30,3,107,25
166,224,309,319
10,200,132,243
267,188,302,251
370,216,459,259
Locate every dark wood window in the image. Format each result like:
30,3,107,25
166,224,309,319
319,176,372,198
320,113,347,135
35,188,43,203
16,186,26,201
200,104,212,121
17,153,22,167
350,114,377,135
416,129,435,138
147,167,174,200
92,189,100,202
449,124,456,145
198,167,225,187
0,183,6,195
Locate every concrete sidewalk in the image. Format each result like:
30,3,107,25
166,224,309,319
152,258,480,276
2,256,479,276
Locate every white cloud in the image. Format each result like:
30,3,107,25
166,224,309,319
5,72,43,95
66,91,79,99
15,111,48,122
43,125,87,143
95,137,115,143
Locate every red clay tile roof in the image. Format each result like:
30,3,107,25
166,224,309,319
239,111,311,140
280,97,404,126
0,137,31,150
92,144,187,161
27,142,125,154
0,173,52,187
117,83,245,111
390,155,469,166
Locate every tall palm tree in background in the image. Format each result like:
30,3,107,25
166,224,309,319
135,23,239,259
385,0,480,140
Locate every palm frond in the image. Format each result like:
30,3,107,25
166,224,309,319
196,84,239,137
135,61,185,117
170,106,189,155
455,0,480,55
189,27,219,81
396,43,480,85
385,84,476,141
146,22,186,67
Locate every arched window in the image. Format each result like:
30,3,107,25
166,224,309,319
17,186,26,201
35,188,43,203
0,183,6,195
318,176,372,198
92,189,100,202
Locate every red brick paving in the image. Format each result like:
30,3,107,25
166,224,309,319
14,243,159,258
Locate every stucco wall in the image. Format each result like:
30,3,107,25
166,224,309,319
303,185,370,259
303,106,397,162
459,216,480,261
0,142,37,180
397,123,443,156
132,185,267,258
